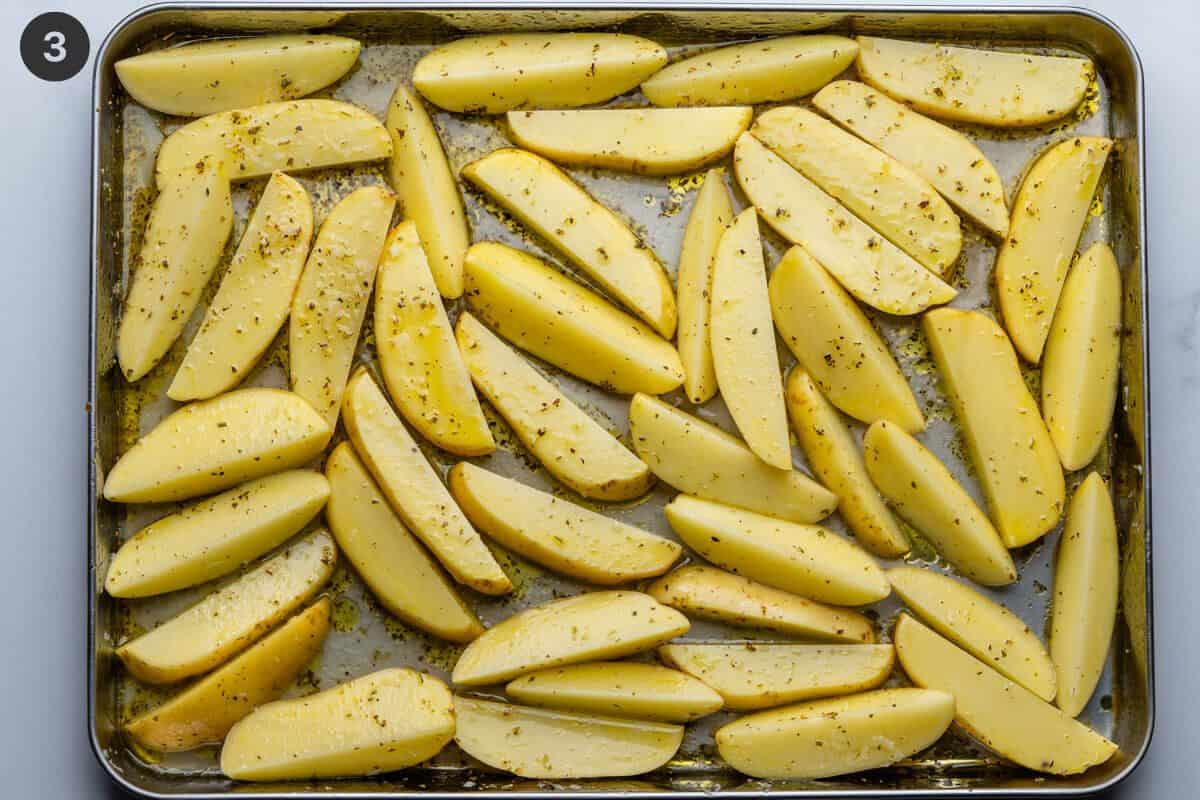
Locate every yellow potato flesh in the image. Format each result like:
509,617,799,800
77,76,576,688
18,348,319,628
923,309,1065,547
105,470,329,598
455,313,652,501
449,463,679,586
735,133,955,315
221,668,455,780
628,393,836,524
102,388,331,504
894,614,1117,775
506,662,723,722
325,443,482,643
451,591,689,686
462,149,676,337
169,171,313,401
116,530,336,684
463,242,684,395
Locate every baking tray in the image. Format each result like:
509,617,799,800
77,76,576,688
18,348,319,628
88,3,1153,797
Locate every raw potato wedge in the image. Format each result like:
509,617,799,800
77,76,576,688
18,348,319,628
386,85,469,298
786,369,910,558
888,567,1055,700
856,37,1094,127
102,388,331,504
155,100,392,186
715,688,955,779
895,613,1117,775
647,566,875,643
665,495,889,606
506,107,752,176
1042,243,1122,470
124,599,331,752
660,643,894,711
735,133,955,315
290,186,396,428
454,697,683,779
374,222,494,456
116,530,336,684
770,247,923,433
325,443,483,643
1050,472,1119,717
629,393,836,524
455,313,652,501
506,662,723,722
996,137,1112,362
641,35,857,107
464,242,684,395
169,171,313,401
462,149,676,337
117,156,233,382
451,591,689,686
221,668,455,780
924,309,1066,547
449,463,680,585
709,208,791,469
115,35,360,117
105,470,329,598
863,421,1016,586
813,80,1009,238
342,369,511,596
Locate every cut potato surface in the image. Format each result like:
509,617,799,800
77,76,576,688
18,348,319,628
221,668,454,780
102,388,331,504
455,313,652,501
452,591,689,686
506,662,723,722
629,393,836,524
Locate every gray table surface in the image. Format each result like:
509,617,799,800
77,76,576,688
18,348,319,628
1,0,1194,793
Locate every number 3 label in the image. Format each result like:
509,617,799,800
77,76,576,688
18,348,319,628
21,13,88,81
43,31,67,64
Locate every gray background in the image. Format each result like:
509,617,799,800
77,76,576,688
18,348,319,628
1,0,1194,794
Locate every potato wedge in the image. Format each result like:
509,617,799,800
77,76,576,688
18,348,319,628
894,613,1117,775
856,37,1093,127
888,567,1054,700
660,643,894,711
924,309,1065,547
451,591,689,686
735,133,955,315
117,156,233,382
996,137,1112,362
125,599,330,752
647,566,874,643
863,421,1016,585
462,149,676,337
374,222,494,456
102,388,331,504
455,313,652,501
116,530,336,684
1050,472,1119,717
169,171,313,401
641,35,857,107
105,470,329,598
221,668,454,780
325,443,482,643
290,186,395,427
716,688,954,779
464,242,684,395
342,369,511,596
449,463,679,585
413,33,667,113
665,495,888,606
506,662,723,722
454,697,683,779
1042,243,1122,470
629,393,836,524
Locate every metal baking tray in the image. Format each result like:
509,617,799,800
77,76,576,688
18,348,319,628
88,3,1153,797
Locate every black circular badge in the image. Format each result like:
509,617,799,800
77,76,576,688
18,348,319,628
21,12,89,81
